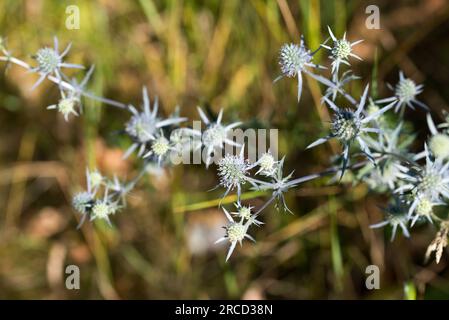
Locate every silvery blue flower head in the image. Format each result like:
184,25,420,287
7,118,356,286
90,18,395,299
215,206,255,262
47,94,79,121
407,195,442,227
376,71,428,113
395,144,449,217
230,203,264,227
143,130,174,166
72,168,104,228
31,37,84,90
46,66,95,122
426,113,449,160
255,151,278,177
48,65,95,120
306,85,394,177
370,197,411,241
89,187,119,227
321,26,363,75
276,35,328,102
216,146,259,203
194,107,242,168
124,87,186,158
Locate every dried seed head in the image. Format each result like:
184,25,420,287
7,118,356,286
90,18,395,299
202,124,226,147
429,134,449,159
151,136,170,157
331,109,360,142
218,154,249,189
332,39,351,60
425,224,449,264
35,47,60,74
72,192,94,215
279,43,311,77
395,78,418,103
226,222,246,242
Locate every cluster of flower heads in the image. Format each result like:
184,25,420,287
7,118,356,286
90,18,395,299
1,29,449,264
72,169,130,228
276,27,449,264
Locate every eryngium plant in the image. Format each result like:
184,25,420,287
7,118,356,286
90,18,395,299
1,27,448,264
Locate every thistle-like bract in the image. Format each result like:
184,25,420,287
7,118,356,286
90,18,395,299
370,199,411,241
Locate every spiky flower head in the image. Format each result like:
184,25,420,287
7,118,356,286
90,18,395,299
47,97,79,121
370,199,411,241
415,197,433,218
35,47,61,74
215,207,255,261
91,201,113,220
376,71,427,112
427,113,449,159
202,123,227,147
30,37,84,90
331,109,361,142
395,78,418,104
307,85,393,177
321,27,363,75
256,152,277,176
124,87,186,159
332,38,352,61
194,107,241,167
226,222,247,243
151,135,170,157
276,36,327,102
72,192,94,215
396,147,449,223
429,134,449,159
279,43,312,78
407,193,441,227
414,164,445,198
218,153,250,190
126,112,157,144
239,206,252,219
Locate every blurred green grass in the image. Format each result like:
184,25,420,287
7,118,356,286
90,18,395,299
1,0,449,299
